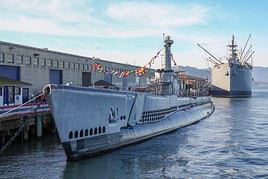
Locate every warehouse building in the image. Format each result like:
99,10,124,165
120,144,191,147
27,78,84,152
0,41,154,107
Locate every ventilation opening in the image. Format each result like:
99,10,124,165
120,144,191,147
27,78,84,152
80,130,83,137
74,131,78,138
69,131,73,139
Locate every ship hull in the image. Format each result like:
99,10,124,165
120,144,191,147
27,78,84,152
211,63,252,97
45,85,214,161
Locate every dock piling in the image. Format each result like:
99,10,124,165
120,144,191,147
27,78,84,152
36,115,42,138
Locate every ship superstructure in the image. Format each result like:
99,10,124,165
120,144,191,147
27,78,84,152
44,36,214,161
198,35,254,97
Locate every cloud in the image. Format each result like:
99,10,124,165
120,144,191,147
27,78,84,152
106,2,209,27
1,1,249,68
0,1,211,39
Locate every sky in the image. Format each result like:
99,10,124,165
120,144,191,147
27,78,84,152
0,0,267,68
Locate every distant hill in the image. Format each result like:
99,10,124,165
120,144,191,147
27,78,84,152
174,66,210,79
252,81,268,90
252,67,268,83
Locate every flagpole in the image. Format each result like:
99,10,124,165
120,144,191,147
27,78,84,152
92,58,95,88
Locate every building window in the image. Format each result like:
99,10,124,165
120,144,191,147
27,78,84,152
0,87,2,96
40,58,46,66
22,88,29,103
136,77,140,86
24,56,31,65
0,53,4,62
17,55,23,64
85,64,89,71
33,57,39,66
59,61,64,68
76,63,80,70
47,59,52,67
8,86,15,105
53,60,58,68
7,54,14,63
65,62,70,69
15,87,21,95
70,63,74,69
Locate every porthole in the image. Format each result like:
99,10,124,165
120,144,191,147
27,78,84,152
94,128,97,135
74,131,78,138
98,127,101,134
103,126,106,133
69,131,73,139
90,128,93,135
80,130,83,137
85,129,88,136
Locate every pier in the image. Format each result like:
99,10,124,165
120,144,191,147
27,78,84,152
0,103,54,151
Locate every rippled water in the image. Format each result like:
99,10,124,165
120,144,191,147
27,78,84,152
1,90,268,178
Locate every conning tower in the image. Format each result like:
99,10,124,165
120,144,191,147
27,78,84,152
156,35,176,95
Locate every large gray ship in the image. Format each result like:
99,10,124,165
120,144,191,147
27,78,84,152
198,35,254,97
43,36,215,161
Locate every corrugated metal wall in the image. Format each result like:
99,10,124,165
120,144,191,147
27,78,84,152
0,65,20,80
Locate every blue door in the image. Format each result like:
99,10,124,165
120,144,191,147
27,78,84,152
49,69,62,84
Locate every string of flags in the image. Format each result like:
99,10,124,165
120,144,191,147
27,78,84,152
91,49,163,78
170,53,177,66
171,54,187,79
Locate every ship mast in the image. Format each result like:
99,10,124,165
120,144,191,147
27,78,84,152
228,35,238,63
197,44,222,65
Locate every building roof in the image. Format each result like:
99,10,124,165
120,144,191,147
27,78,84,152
0,76,32,86
0,40,155,75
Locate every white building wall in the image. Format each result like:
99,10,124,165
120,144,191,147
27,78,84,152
0,87,3,106
0,41,155,96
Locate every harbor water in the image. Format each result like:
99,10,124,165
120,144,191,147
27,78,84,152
0,90,268,178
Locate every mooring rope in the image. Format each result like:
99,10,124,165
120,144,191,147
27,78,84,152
0,92,46,154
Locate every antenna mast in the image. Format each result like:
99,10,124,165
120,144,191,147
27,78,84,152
240,34,251,59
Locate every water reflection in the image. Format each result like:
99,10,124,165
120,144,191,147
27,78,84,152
63,128,191,178
1,91,268,178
